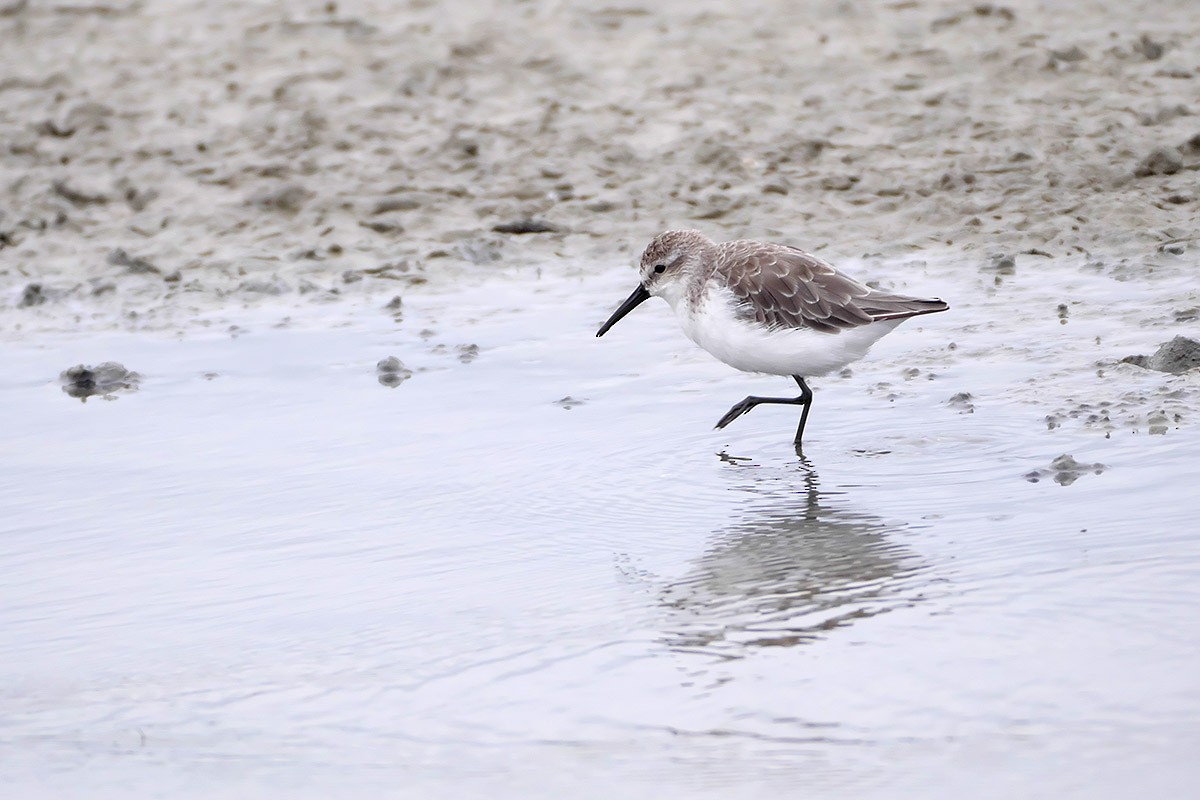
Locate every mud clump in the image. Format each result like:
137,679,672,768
371,196,421,215
492,219,560,235
106,248,159,275
1133,146,1183,177
946,392,975,413
1025,454,1106,486
51,179,108,207
1132,34,1165,61
1122,336,1200,374
60,362,140,401
376,356,413,388
248,184,311,214
19,283,47,307
983,253,1016,274
554,396,585,410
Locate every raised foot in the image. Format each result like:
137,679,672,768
714,397,759,430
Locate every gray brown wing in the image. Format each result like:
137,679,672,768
716,242,948,334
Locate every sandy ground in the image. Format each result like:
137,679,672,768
0,0,1198,329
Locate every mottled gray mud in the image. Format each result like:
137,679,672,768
2,1,1200,798
2,0,1199,328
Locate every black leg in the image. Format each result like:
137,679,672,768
714,375,814,446
792,376,814,447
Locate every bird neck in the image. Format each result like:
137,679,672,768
653,275,694,312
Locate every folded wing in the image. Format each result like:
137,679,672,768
716,242,949,334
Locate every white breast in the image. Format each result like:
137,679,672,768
674,286,902,377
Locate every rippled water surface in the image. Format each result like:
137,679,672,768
3,262,1199,799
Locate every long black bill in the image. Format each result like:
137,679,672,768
596,284,651,337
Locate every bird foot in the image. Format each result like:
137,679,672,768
714,397,759,429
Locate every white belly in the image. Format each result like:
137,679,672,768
675,287,902,377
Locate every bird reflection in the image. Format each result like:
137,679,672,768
660,455,924,659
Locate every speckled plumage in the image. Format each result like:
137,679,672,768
631,230,947,373
599,229,948,445
644,232,948,336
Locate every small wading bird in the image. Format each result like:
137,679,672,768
596,230,948,448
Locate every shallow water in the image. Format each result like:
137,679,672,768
2,260,1199,799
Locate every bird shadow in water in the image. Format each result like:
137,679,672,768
659,454,927,660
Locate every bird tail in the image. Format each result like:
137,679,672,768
861,295,949,322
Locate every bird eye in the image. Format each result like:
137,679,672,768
653,264,666,274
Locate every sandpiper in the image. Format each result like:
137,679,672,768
596,230,948,447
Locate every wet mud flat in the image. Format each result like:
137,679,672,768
2,257,1200,799
2,0,1199,795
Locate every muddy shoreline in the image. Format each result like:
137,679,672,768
2,0,1198,332
4,5,1200,797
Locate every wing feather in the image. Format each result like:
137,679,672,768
714,242,948,334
